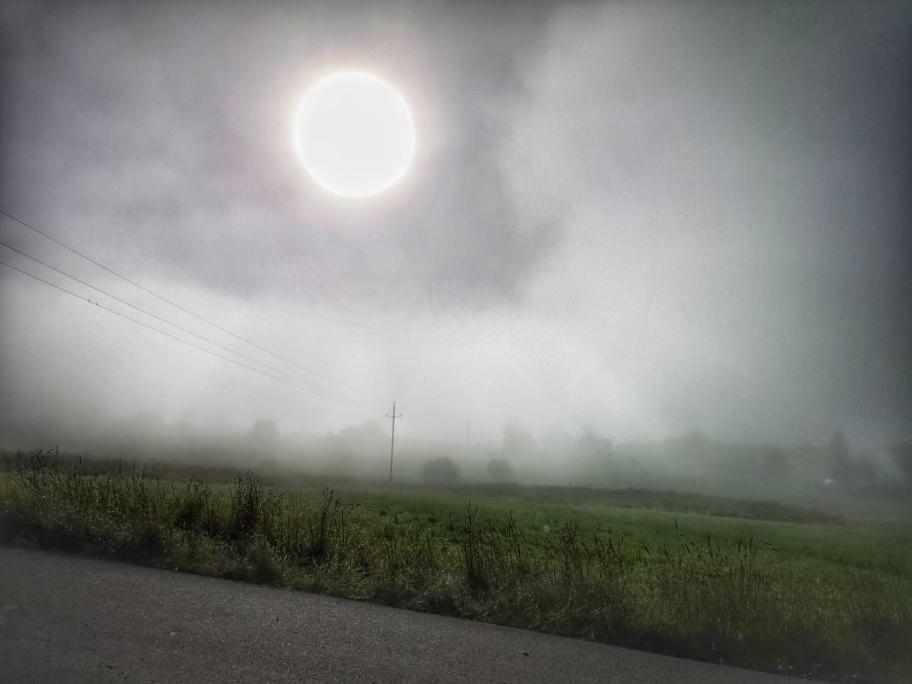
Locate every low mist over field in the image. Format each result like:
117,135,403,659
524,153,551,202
1,1,911,496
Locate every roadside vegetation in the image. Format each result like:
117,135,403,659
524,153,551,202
1,451,910,682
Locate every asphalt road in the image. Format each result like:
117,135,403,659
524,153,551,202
0,546,788,683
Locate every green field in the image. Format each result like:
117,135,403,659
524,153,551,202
1,455,910,682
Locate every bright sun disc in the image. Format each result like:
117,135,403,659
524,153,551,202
295,71,416,198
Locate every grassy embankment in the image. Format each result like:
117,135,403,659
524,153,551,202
1,453,909,682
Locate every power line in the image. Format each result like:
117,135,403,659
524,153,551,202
0,207,348,388
0,258,350,403
0,238,352,403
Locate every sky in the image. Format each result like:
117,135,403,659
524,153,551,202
1,0,910,453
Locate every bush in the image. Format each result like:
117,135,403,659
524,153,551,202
487,459,514,483
228,473,278,539
422,457,461,486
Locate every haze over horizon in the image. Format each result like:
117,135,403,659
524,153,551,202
2,0,911,456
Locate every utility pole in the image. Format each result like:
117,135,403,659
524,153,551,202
386,401,402,482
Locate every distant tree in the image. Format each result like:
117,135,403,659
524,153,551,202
487,458,514,482
422,457,461,486
501,422,538,459
249,419,279,443
248,419,279,458
572,429,615,487
321,420,385,459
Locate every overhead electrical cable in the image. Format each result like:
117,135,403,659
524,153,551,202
0,258,357,405
0,238,353,403
0,207,349,389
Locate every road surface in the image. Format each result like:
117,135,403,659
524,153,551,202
0,546,788,683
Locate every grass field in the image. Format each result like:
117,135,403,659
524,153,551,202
1,453,910,682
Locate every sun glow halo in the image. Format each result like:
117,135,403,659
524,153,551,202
295,71,416,198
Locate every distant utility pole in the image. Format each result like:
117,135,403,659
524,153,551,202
387,401,402,482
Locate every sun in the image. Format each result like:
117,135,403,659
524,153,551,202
294,71,416,199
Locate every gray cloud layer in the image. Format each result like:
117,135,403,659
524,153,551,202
1,0,910,451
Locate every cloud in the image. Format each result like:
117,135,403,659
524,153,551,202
1,0,910,450
1,0,563,309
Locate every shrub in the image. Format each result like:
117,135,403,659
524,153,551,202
422,457,461,486
487,459,514,483
227,472,279,539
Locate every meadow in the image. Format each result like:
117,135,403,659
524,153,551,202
1,452,909,682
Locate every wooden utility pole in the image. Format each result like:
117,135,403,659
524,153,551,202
387,401,402,482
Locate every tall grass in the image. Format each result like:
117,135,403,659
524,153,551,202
0,453,909,682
